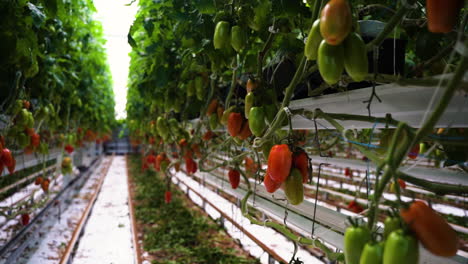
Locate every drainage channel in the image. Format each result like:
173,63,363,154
0,155,112,264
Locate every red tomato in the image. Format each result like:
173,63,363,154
398,179,406,189
25,127,35,136
202,130,215,141
244,157,258,175
267,144,292,183
0,135,5,149
1,148,14,167
400,200,458,257
21,214,30,226
155,153,166,171
174,162,181,172
185,157,197,175
344,167,352,178
146,154,156,164
407,144,420,160
179,138,188,147
263,170,282,193
165,191,172,204
23,100,30,109
227,112,243,137
206,99,218,116
142,163,149,172
228,169,240,189
41,179,50,192
192,144,202,158
64,144,74,154
236,120,252,140
293,150,309,183
35,176,43,185
30,133,40,147
347,200,363,213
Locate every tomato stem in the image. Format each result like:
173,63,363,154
365,0,415,51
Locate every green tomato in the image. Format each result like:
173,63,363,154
244,92,255,118
284,168,304,205
26,111,34,128
383,216,400,239
221,106,236,125
213,21,230,49
248,106,266,137
187,80,195,97
156,116,170,139
343,32,369,82
209,113,218,130
195,76,204,101
231,25,246,52
383,230,419,264
264,104,277,125
17,109,30,127
37,142,49,155
317,40,344,85
17,132,30,148
344,225,371,264
305,19,322,61
12,100,23,115
168,118,179,134
419,142,428,154
360,242,384,264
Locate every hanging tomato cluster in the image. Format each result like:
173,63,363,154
305,0,368,85
263,144,310,205
344,200,459,264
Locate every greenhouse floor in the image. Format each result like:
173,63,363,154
72,156,135,264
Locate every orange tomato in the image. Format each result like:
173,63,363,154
206,99,218,116
400,200,458,257
426,0,463,33
246,78,258,93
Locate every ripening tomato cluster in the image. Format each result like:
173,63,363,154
0,145,16,175
263,144,310,205
34,175,50,193
142,152,171,173
304,0,368,85
345,200,459,264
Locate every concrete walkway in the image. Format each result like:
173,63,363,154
73,156,135,264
